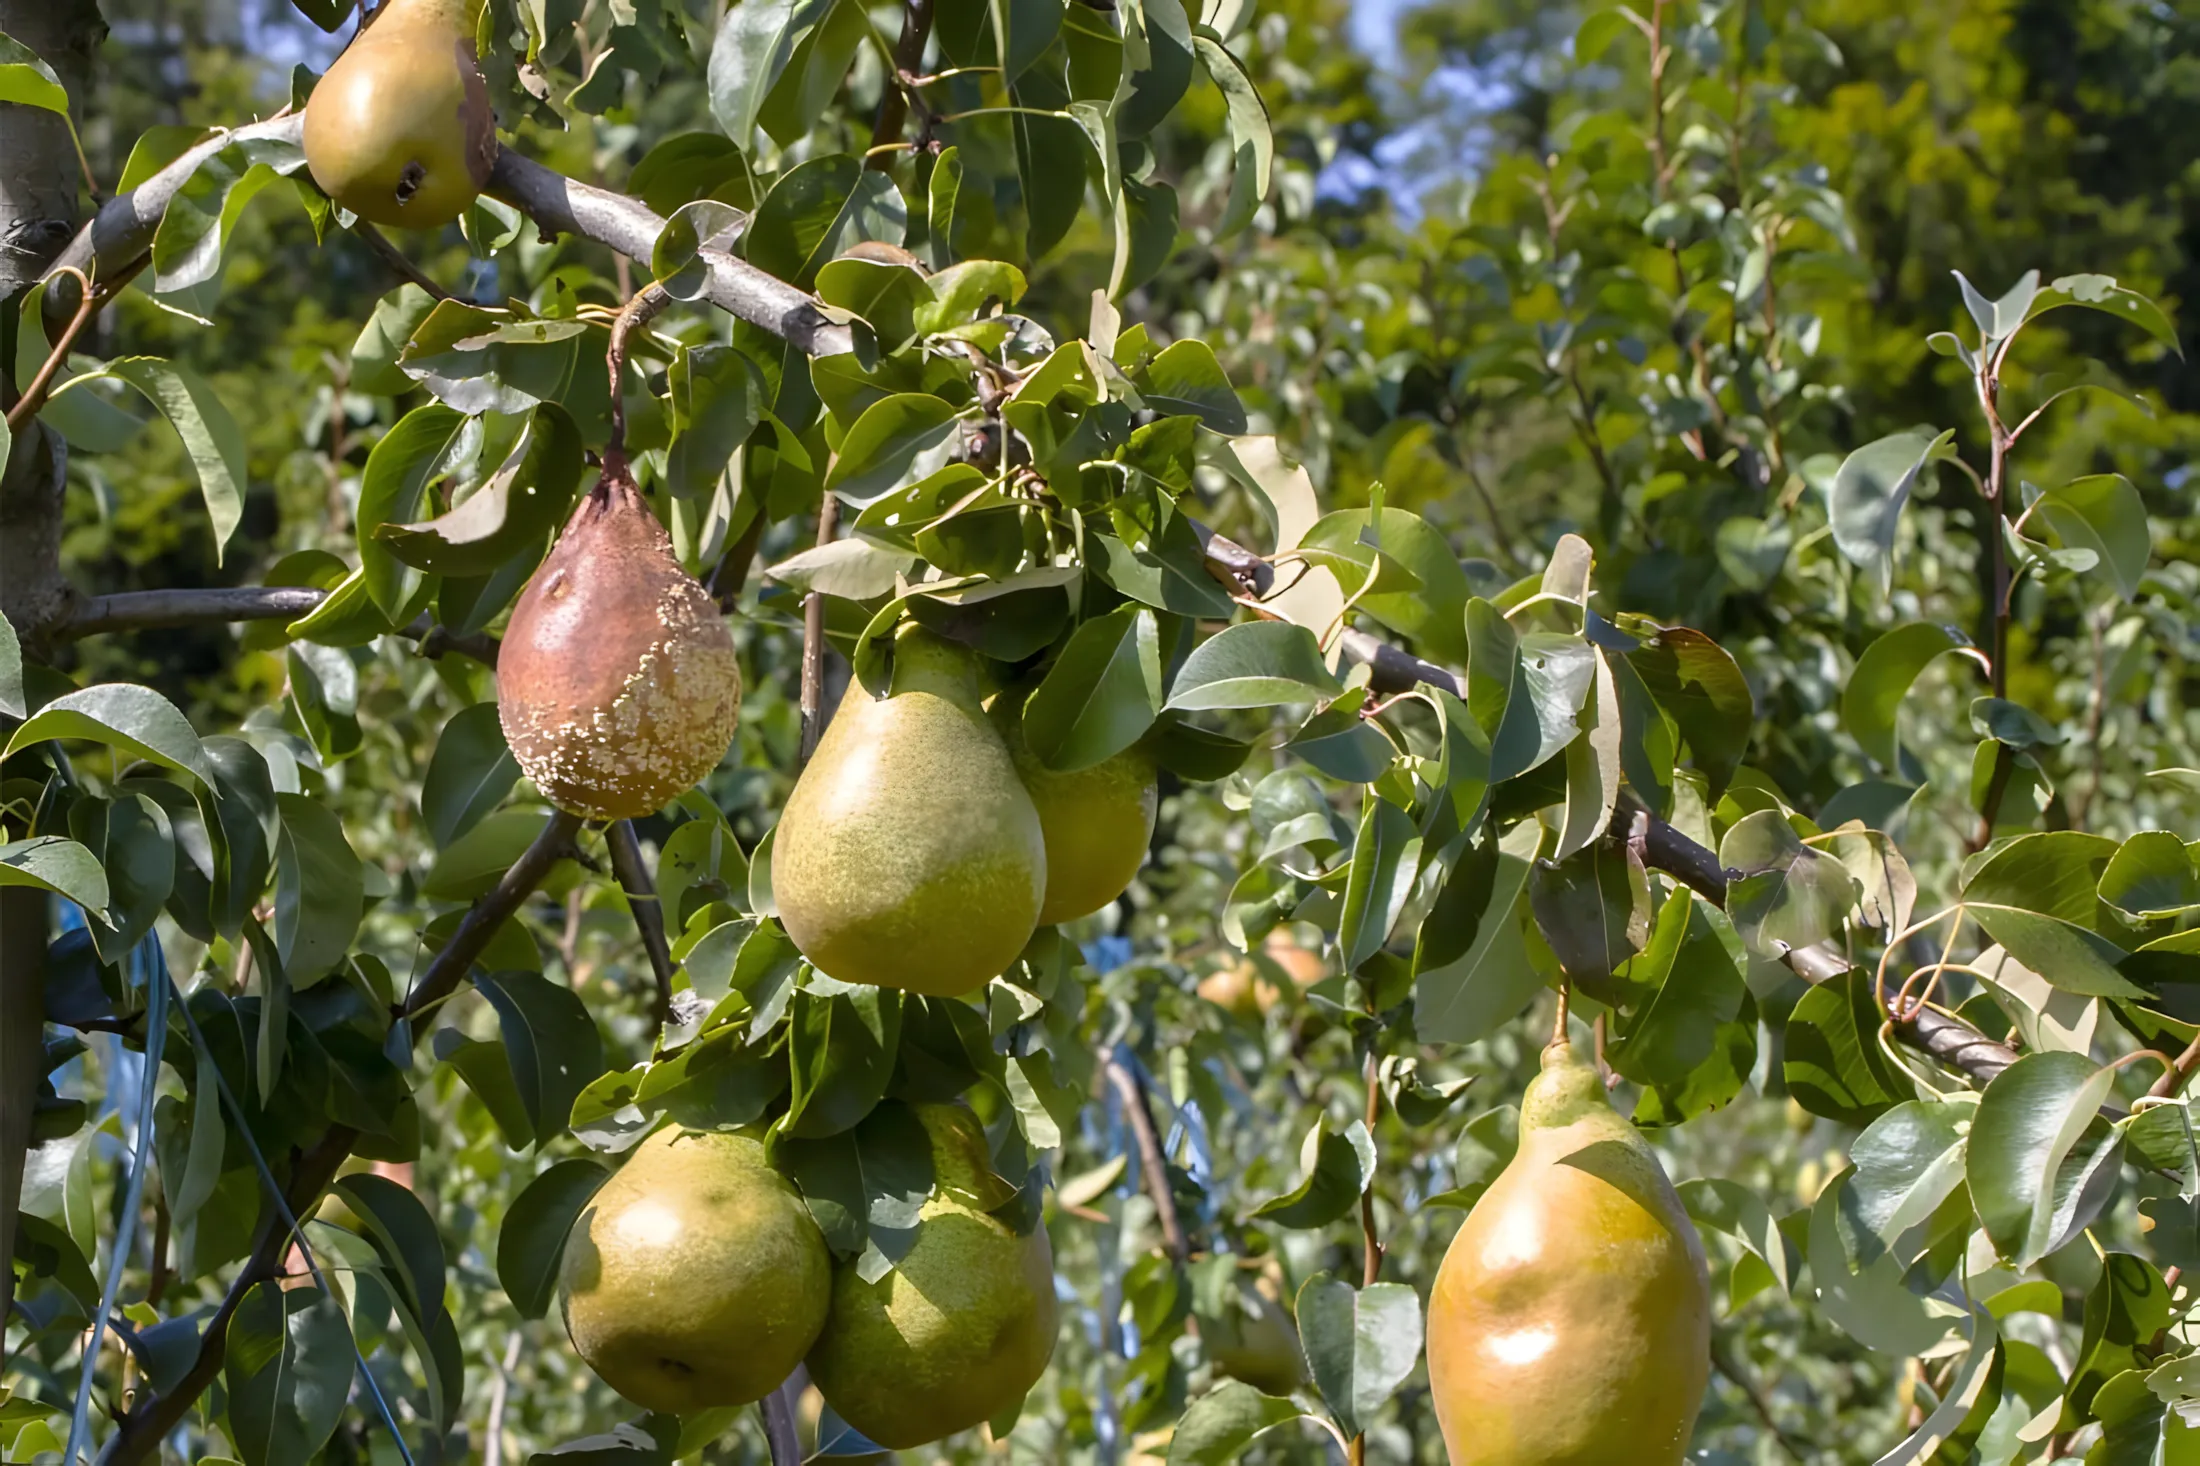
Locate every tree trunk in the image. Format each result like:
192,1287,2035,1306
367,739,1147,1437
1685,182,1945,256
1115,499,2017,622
0,0,100,1366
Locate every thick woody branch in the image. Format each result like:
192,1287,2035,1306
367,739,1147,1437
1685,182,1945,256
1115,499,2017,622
103,812,582,1465
62,587,500,666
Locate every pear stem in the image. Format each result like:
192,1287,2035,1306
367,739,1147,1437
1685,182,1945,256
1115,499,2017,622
1551,979,1571,1048
604,279,672,464
798,490,842,764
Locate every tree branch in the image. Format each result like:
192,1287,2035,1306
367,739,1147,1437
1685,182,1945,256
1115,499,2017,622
798,494,842,764
61,587,500,666
606,819,675,1029
1102,1049,1189,1265
102,812,583,1465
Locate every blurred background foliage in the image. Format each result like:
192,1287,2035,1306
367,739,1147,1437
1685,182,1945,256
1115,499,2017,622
15,0,2200,1461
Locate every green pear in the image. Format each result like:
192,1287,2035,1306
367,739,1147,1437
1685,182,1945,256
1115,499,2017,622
1426,1037,1710,1464
774,629,1046,995
806,1104,1058,1448
1202,1274,1306,1396
558,1126,830,1414
303,0,496,229
992,690,1158,924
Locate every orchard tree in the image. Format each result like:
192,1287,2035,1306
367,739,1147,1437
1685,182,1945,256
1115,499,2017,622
3,0,2199,1463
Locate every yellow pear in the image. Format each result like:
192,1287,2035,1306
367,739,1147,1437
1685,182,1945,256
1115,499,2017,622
992,690,1158,924
774,629,1046,995
806,1104,1058,1448
558,1126,830,1414
304,0,496,229
1427,1037,1710,1464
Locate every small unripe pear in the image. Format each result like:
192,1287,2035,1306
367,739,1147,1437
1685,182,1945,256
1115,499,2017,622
304,0,496,229
1427,1038,1710,1464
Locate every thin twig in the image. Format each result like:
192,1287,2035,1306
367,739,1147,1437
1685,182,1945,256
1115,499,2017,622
6,266,103,434
605,280,673,463
482,1332,524,1466
868,0,937,168
352,221,455,301
1102,1049,1189,1264
606,820,675,1029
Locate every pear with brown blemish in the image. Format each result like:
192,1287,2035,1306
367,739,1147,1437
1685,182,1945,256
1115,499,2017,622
304,0,497,229
1426,1036,1710,1465
498,464,742,820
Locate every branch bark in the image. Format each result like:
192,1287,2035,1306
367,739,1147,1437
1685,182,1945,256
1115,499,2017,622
102,811,583,1464
1102,1049,1188,1265
606,820,675,1029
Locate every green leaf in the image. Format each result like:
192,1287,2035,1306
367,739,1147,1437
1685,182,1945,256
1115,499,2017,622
399,304,588,416
2023,273,2183,356
70,792,173,961
1842,622,1984,769
421,702,520,850
0,837,112,916
0,32,70,113
1607,893,1748,1091
0,604,21,719
1719,810,1860,958
1846,1099,1969,1253
1415,821,1542,1045
627,132,753,216
746,155,904,289
1573,7,1636,62
330,1172,447,1327
377,405,583,575
1013,87,1088,260
786,984,903,1138
351,285,440,396
708,0,835,147
656,816,751,930
1165,1382,1303,1465
1250,1119,1374,1228
1967,1051,2123,1268
1825,428,1956,597
825,392,962,506
1969,696,2063,751
149,137,300,300
81,359,249,561
926,145,963,269
475,970,609,1145
1137,339,1246,432
815,253,932,351
497,1158,611,1320
1294,1275,1423,1439
273,794,364,985
1677,1178,1794,1296
2032,474,2150,601
1023,605,1163,772
1526,840,1650,1004
356,403,469,618
777,1097,938,1260
1784,967,1908,1127
222,1283,354,1466
1337,792,1420,974
2100,831,2199,921
1805,1168,1953,1356
1192,36,1272,239
1303,507,1471,664
1166,621,1344,711
4,683,215,785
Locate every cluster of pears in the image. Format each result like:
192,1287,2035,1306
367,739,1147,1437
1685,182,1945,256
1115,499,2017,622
774,625,1158,995
497,464,744,820
1426,1034,1711,1465
558,1104,1057,1449
303,0,496,229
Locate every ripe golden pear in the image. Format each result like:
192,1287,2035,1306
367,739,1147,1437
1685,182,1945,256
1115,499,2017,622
806,1104,1058,1448
558,1126,830,1414
1427,1037,1710,1465
1198,931,1327,1018
303,0,496,229
498,467,743,820
774,629,1046,995
991,691,1157,924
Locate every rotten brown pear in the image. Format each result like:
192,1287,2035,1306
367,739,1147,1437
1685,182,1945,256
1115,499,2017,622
497,465,742,820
